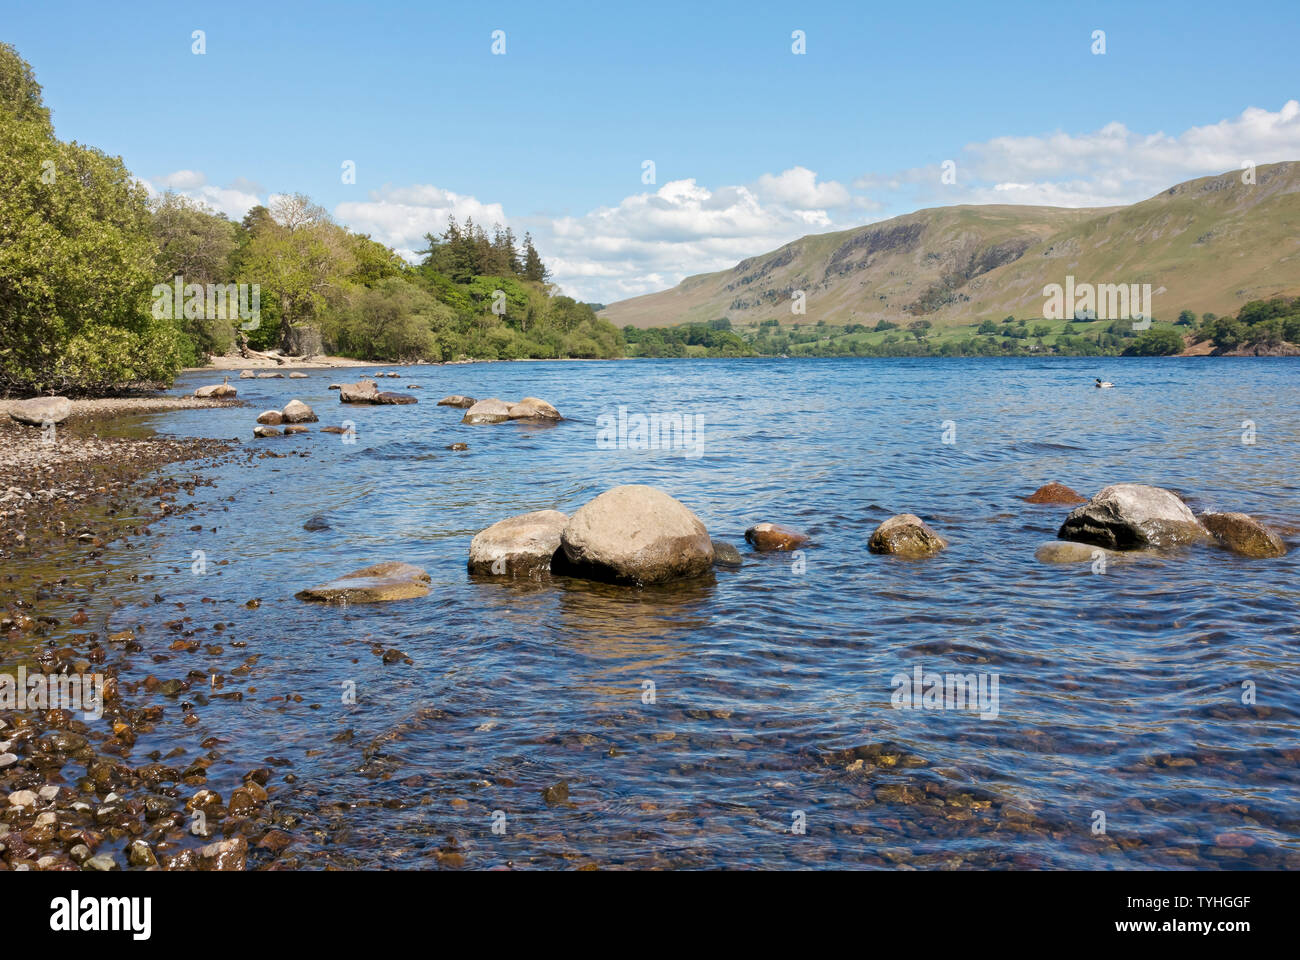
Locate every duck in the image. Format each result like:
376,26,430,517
1095,378,1114,389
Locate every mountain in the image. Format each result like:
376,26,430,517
599,163,1300,330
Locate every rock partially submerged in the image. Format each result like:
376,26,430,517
711,540,744,567
559,485,713,584
1058,483,1206,550
744,523,809,551
468,510,568,577
194,383,237,399
256,410,283,425
8,396,73,426
256,372,284,379
1034,541,1153,564
289,372,308,379
437,395,476,408
253,426,281,438
295,562,431,603
508,397,562,421
462,398,512,424
1025,482,1087,505
868,514,948,558
239,370,255,379
1200,512,1287,558
337,379,417,405
281,399,318,423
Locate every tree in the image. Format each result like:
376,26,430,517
522,232,547,282
1176,309,1196,326
0,43,181,393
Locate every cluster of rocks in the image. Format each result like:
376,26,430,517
238,370,306,379
252,399,319,438
1032,481,1287,561
336,378,417,405
448,396,562,424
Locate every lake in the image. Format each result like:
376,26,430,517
86,357,1300,868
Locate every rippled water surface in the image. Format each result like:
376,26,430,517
77,358,1300,867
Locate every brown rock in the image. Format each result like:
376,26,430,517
437,395,476,408
253,426,281,438
284,425,309,435
508,397,562,420
1025,482,1086,504
559,485,713,584
1200,512,1287,558
255,410,283,425
194,383,237,398
744,522,809,551
868,514,948,558
295,561,431,603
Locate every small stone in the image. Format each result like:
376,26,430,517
868,514,948,558
1025,482,1087,504
542,781,570,805
7,790,37,808
744,523,809,551
85,854,118,871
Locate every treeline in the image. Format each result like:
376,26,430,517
0,42,622,395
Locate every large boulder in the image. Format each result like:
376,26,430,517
462,398,512,424
868,514,948,558
281,399,318,423
1200,512,1287,558
194,383,237,398
508,397,562,421
1058,483,1207,549
468,510,568,577
295,562,431,603
744,522,809,551
9,396,73,426
437,395,476,408
1025,482,1086,505
559,485,713,584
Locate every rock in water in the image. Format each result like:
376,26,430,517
1058,483,1206,549
711,540,744,567
1035,541,1135,564
508,397,562,420
462,398,512,424
868,514,948,558
1025,482,1087,504
744,522,809,551
303,515,331,532
437,395,476,408
295,562,431,603
8,396,73,426
328,383,342,390
239,369,255,379
339,379,380,403
194,383,237,398
559,485,713,584
289,371,308,378
256,410,283,425
468,510,568,577
256,372,284,379
281,398,318,423
284,424,310,434
1200,512,1287,558
375,391,417,405
253,426,281,438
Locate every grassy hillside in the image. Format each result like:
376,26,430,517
600,163,1300,331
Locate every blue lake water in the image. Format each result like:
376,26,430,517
82,357,1300,868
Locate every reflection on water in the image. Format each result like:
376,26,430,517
43,358,1300,868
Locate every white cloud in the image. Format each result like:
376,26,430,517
143,170,263,221
754,166,852,208
335,185,509,259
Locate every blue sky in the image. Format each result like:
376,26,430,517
6,0,1299,301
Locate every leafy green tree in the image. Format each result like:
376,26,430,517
0,43,181,393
